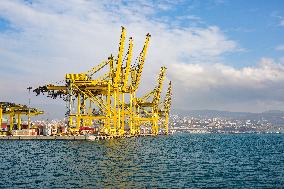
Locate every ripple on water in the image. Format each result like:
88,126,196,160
0,134,283,188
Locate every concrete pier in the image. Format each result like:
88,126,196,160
0,134,159,141
0,135,83,140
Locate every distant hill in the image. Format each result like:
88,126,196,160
172,109,284,126
172,109,253,118
262,110,284,114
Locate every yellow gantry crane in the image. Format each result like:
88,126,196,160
159,81,172,135
135,67,167,135
0,102,44,132
33,27,172,136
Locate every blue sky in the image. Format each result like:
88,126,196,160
146,0,284,66
0,0,284,118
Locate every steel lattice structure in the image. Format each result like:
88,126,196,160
34,27,172,136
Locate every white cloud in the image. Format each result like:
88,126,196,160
275,45,284,51
169,58,284,112
170,58,284,89
270,11,284,27
273,13,284,27
280,18,284,27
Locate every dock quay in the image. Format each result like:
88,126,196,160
0,134,158,141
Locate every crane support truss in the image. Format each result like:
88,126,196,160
33,27,172,136
0,102,44,131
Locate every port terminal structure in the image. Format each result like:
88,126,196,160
0,102,44,133
33,27,172,136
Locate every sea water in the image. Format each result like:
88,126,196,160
0,134,283,188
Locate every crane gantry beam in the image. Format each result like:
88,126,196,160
0,102,43,132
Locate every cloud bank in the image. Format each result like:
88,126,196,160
169,58,284,112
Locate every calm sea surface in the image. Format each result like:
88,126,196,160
0,134,283,188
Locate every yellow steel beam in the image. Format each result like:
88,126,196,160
85,60,109,77
165,113,169,135
106,81,111,133
17,113,21,130
114,26,126,87
0,107,2,128
113,88,118,134
133,33,151,91
72,84,110,114
65,73,88,81
129,92,134,134
120,93,125,135
77,94,81,130
46,85,67,91
69,114,106,120
153,67,166,106
122,37,133,91
9,113,14,131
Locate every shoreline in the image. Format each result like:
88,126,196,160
0,134,159,141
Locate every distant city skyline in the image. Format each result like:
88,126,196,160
1,0,284,118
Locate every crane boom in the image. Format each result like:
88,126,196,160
122,37,133,91
133,33,150,91
163,81,172,113
85,60,109,77
153,67,166,105
114,26,126,87
139,66,166,104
